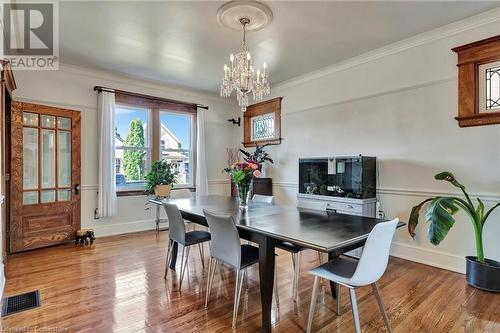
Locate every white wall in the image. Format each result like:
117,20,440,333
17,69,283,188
13,64,236,236
256,9,500,273
10,8,500,275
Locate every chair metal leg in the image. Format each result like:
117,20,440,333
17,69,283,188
291,253,296,302
372,283,392,333
178,246,185,281
232,269,245,329
205,257,216,308
179,246,190,289
336,283,342,315
208,242,225,280
306,276,320,333
198,243,205,269
218,262,226,280
164,240,173,279
348,288,362,333
274,265,279,307
293,252,301,303
156,204,160,234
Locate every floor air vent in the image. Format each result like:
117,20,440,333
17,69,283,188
2,290,41,316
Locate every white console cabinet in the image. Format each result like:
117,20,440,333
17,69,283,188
297,193,378,257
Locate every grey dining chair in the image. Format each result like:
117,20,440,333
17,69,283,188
170,189,196,230
163,202,211,289
203,209,278,328
306,218,399,333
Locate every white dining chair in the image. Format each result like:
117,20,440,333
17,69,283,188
306,218,399,333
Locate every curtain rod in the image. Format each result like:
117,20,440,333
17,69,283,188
93,85,209,110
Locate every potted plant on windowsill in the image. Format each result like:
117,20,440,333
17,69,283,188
145,160,179,198
409,172,500,292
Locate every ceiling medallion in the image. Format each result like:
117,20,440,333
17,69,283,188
218,1,273,112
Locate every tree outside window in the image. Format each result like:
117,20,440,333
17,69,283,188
123,119,145,181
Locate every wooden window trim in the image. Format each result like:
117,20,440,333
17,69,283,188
452,35,500,127
114,94,197,194
242,97,282,147
115,93,197,114
116,187,196,197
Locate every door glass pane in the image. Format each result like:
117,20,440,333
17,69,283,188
23,128,38,189
41,190,56,203
41,129,56,188
57,117,71,129
23,191,38,205
58,131,71,187
41,115,56,128
23,112,38,126
58,189,71,201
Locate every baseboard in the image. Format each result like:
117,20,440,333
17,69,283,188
88,219,166,238
390,241,465,274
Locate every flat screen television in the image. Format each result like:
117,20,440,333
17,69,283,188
298,156,376,199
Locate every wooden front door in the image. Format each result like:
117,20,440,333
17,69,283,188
10,102,81,253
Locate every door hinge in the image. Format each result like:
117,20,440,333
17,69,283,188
5,173,10,181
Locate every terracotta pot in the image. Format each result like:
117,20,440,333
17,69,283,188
154,184,172,197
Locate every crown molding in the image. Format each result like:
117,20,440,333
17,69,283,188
273,7,500,92
56,63,238,106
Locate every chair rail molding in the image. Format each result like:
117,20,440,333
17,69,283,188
271,182,500,203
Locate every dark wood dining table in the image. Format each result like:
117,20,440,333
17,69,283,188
150,195,404,333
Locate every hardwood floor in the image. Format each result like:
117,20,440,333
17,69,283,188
2,230,499,332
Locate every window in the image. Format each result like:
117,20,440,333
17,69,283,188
114,105,150,189
243,97,282,147
114,94,197,192
251,112,275,141
159,110,194,186
479,60,500,112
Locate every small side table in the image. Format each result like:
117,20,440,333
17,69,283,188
149,197,168,233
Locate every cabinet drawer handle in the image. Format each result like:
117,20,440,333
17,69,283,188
346,204,354,209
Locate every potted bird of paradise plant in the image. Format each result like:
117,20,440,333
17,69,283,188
224,161,261,210
409,172,500,292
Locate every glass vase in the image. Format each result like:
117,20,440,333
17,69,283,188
236,180,253,210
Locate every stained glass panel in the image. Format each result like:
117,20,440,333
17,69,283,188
486,65,500,110
251,113,275,141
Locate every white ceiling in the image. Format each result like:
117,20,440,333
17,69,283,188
59,1,500,94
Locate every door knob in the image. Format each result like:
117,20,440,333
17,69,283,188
74,184,81,195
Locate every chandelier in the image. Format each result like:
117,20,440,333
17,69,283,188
220,17,270,112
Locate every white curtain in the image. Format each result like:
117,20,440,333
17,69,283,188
196,109,209,196
97,91,118,217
